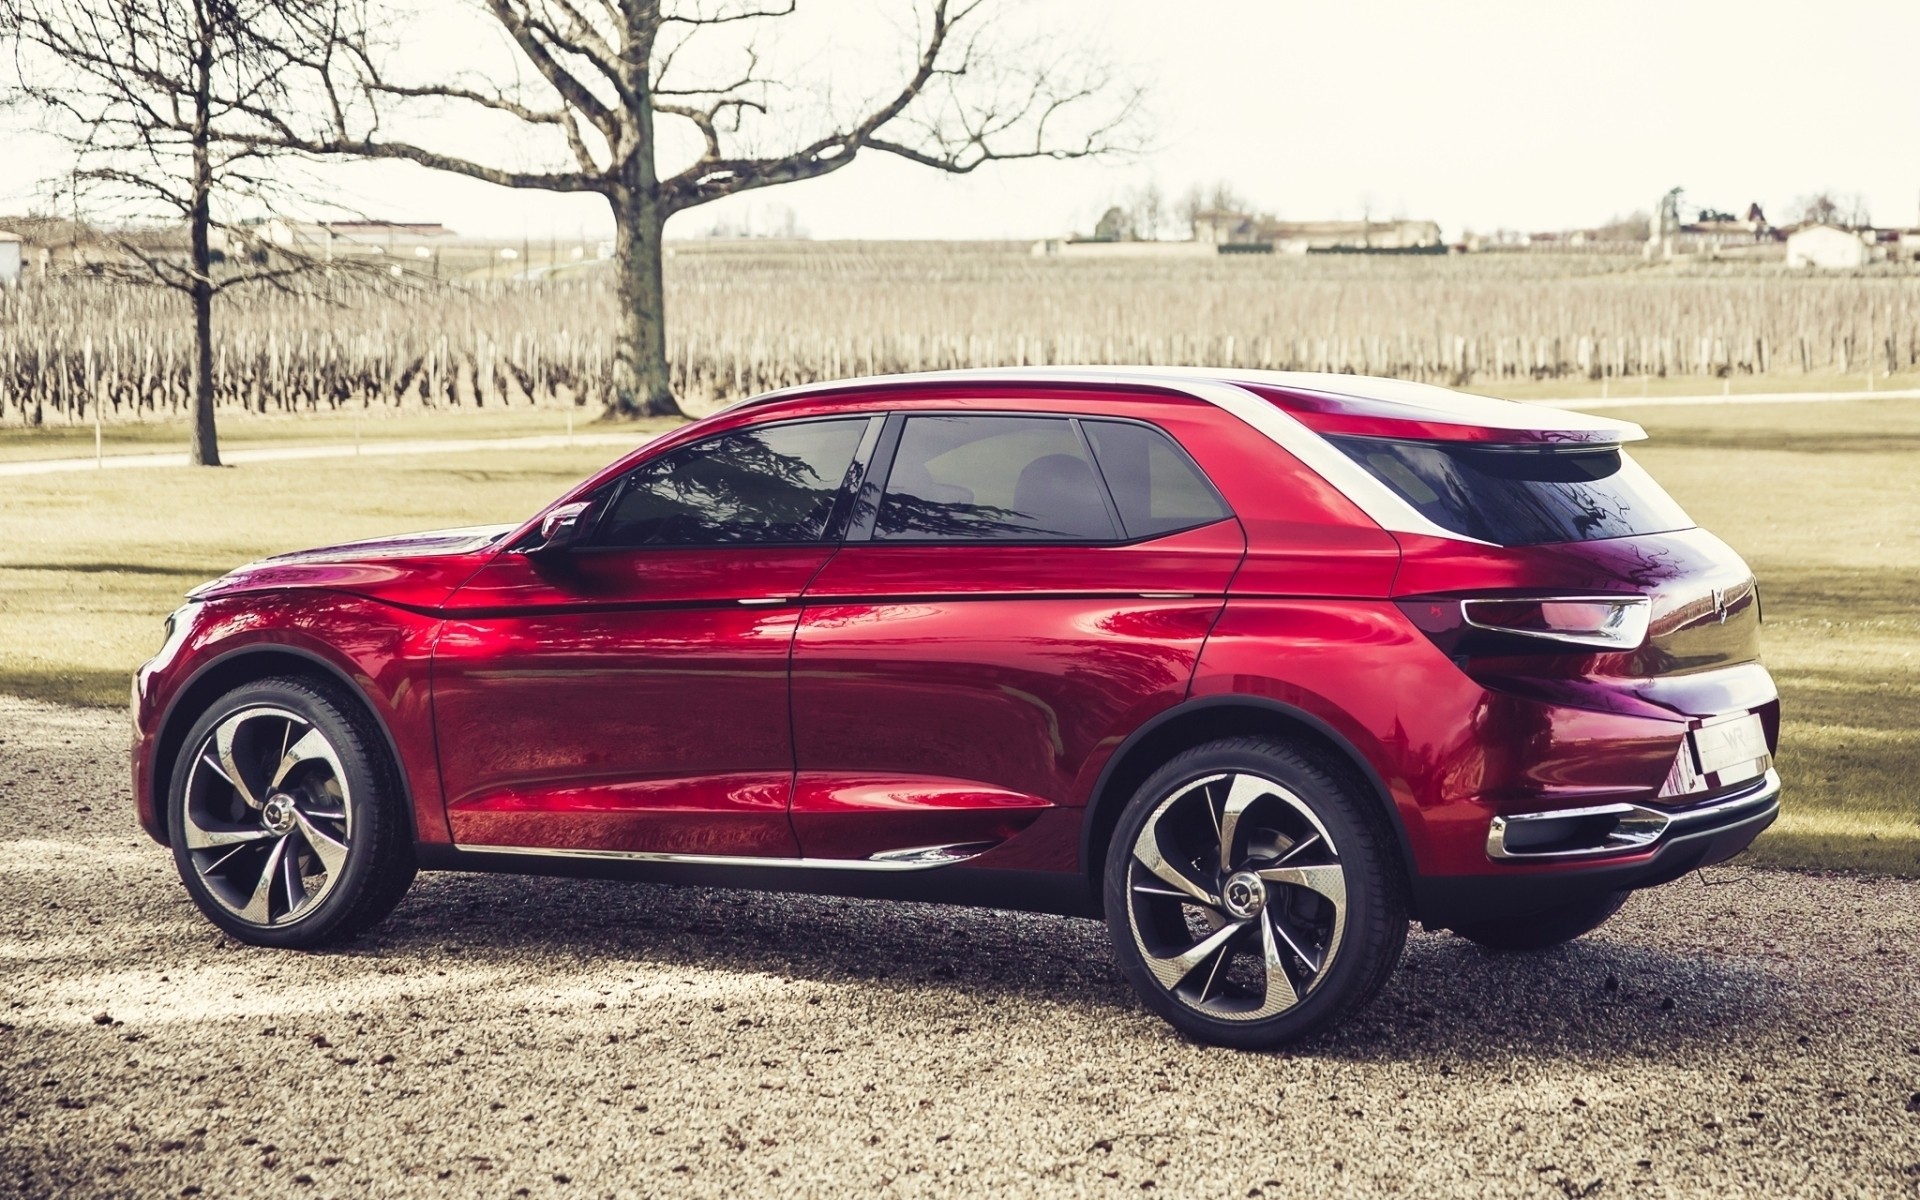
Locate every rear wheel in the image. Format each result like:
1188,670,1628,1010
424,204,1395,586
1103,736,1407,1049
167,676,415,948
1451,891,1630,953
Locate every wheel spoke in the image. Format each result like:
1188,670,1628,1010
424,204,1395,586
212,713,265,809
271,726,341,791
237,834,291,924
280,839,306,914
1132,836,1219,909
1141,918,1245,992
1256,910,1302,1016
1267,909,1323,974
181,814,276,851
291,808,349,876
1258,863,1347,907
1270,833,1321,866
1217,773,1270,872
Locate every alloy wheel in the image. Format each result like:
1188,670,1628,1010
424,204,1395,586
180,705,353,927
1124,771,1349,1021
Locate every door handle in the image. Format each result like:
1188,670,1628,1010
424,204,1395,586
737,596,792,607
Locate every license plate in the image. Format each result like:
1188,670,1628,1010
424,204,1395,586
1693,713,1769,778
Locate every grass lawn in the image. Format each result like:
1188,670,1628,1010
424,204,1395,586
0,399,1914,874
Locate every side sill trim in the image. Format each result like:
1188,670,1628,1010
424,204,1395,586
451,841,991,873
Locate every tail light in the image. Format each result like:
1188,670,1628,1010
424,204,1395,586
1397,594,1651,655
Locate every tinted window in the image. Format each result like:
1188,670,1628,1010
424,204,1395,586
1326,436,1693,546
596,419,866,546
875,416,1118,541
1084,420,1230,538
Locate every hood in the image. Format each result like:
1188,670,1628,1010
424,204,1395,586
188,524,516,608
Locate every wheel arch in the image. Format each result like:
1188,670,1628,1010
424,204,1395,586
149,645,416,847
1079,695,1416,913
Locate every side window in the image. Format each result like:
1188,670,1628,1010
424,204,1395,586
595,418,866,547
874,415,1119,541
1083,420,1230,538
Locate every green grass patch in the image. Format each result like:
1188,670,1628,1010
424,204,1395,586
0,407,641,463
0,398,1914,874
0,446,623,709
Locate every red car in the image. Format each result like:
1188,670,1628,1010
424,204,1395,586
131,369,1779,1048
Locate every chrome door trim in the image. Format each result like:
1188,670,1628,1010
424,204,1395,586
452,841,994,872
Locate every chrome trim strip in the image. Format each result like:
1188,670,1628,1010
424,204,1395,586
867,841,998,867
451,841,994,872
1487,769,1780,861
1486,802,1669,861
1663,770,1782,828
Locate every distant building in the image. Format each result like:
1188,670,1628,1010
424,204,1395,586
1786,224,1874,269
1193,211,1441,253
261,219,456,256
1647,195,1780,258
0,232,20,283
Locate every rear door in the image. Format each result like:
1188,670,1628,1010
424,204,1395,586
434,415,878,858
789,411,1246,864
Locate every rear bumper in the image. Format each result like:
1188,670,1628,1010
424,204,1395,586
1412,769,1780,930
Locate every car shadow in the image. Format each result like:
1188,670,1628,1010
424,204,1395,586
359,870,1794,1062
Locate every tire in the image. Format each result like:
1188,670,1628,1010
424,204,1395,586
1103,736,1408,1050
1450,890,1630,953
167,675,416,948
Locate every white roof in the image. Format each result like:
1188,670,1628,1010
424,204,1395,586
0,232,22,243
747,365,1642,440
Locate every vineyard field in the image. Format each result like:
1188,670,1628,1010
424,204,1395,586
5,242,1919,426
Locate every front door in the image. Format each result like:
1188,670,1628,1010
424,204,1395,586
433,416,877,858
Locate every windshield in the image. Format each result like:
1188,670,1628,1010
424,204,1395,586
1326,436,1693,546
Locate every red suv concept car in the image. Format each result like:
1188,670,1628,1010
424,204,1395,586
131,369,1780,1048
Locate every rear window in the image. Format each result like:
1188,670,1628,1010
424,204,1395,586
1325,436,1693,546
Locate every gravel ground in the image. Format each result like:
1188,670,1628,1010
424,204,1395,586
2,694,1917,1199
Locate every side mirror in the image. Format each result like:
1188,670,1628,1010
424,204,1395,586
528,500,595,555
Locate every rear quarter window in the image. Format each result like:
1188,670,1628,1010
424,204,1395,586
1326,436,1693,546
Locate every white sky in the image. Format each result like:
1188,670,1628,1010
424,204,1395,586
6,0,1915,241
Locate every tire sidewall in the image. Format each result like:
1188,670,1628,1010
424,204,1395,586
167,679,388,948
1103,739,1398,1049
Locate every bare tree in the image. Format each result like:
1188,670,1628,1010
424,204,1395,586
1127,179,1166,241
279,0,1141,418
1176,183,1206,239
1203,180,1246,215
1794,191,1845,228
3,0,354,464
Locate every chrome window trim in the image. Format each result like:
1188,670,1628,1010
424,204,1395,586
730,367,1652,548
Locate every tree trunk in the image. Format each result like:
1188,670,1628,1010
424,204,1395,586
606,184,682,419
187,0,220,467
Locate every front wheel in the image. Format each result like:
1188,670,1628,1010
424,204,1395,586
1103,736,1408,1049
167,676,416,948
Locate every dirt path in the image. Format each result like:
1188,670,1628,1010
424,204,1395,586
2,694,1916,1198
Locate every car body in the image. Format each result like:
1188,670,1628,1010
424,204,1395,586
131,368,1780,1047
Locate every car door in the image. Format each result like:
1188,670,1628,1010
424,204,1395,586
789,411,1247,865
433,415,879,858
